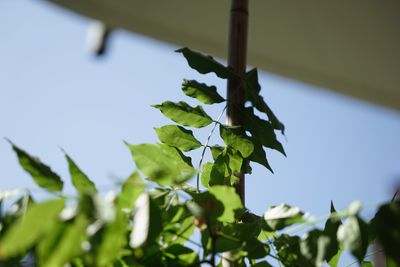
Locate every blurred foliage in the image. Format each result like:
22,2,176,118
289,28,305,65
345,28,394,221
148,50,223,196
1,48,398,267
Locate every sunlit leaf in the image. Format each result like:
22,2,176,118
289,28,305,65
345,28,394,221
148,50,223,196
65,153,96,195
264,204,303,230
220,125,253,158
210,145,224,160
182,80,225,104
0,199,65,258
116,171,145,210
96,210,127,266
209,185,243,223
209,155,229,186
176,47,236,79
36,222,66,265
43,215,88,267
155,125,201,152
328,245,343,267
163,214,195,245
200,162,213,187
225,148,243,174
164,244,199,266
127,143,195,186
9,141,63,192
152,101,212,128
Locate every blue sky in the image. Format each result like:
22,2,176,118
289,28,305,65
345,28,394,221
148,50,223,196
1,0,400,237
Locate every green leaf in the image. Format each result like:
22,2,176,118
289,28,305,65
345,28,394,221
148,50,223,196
200,162,213,187
190,191,224,222
370,202,400,264
154,125,201,152
163,214,195,245
274,234,313,267
182,80,225,104
264,204,303,231
43,215,88,267
116,171,145,210
245,68,285,134
0,199,65,258
328,245,343,267
210,155,229,186
299,229,330,267
216,236,242,253
9,141,63,192
244,238,270,259
201,159,226,187
248,139,273,173
220,125,254,158
210,145,224,160
127,143,195,186
36,222,67,265
209,185,243,223
96,210,127,266
176,47,236,79
337,216,369,262
152,101,212,128
324,201,342,262
243,107,286,156
164,244,199,266
65,153,96,195
225,148,244,174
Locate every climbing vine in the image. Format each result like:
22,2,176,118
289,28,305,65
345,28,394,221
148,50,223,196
0,48,398,267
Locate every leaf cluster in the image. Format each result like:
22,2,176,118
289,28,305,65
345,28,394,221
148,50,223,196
0,48,398,267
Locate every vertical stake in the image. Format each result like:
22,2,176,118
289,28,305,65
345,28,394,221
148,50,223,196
223,1,248,266
226,0,248,205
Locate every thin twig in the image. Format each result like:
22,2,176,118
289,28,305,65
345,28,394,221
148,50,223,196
196,105,227,191
391,189,399,202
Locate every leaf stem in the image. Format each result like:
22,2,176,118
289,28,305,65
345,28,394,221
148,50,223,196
197,105,227,191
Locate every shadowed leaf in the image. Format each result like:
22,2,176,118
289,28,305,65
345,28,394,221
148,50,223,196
8,141,63,192
182,80,225,104
176,48,236,79
245,68,285,134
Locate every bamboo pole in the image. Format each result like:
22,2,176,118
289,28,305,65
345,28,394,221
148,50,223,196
223,1,248,266
226,0,248,205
